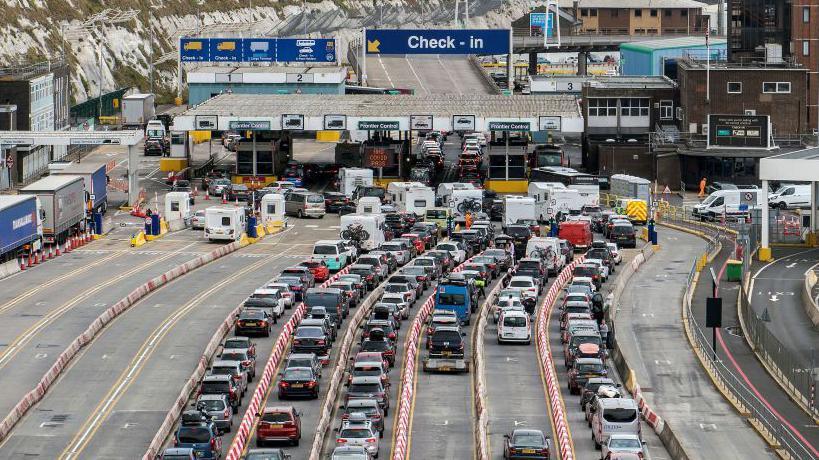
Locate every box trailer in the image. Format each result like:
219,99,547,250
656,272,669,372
20,175,85,244
121,93,156,129
51,161,109,214
0,195,43,257
610,174,652,205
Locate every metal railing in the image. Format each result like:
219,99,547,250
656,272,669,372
682,233,818,460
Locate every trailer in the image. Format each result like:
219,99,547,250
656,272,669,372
20,176,85,244
338,168,374,198
503,195,536,226
0,195,43,258
610,174,651,205
51,161,109,214
121,93,156,129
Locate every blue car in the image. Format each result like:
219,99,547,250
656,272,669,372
174,411,223,459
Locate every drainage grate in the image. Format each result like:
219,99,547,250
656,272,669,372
725,326,743,338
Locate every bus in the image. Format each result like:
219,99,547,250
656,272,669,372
530,167,601,208
529,144,565,168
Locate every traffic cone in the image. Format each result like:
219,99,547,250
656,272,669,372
193,187,199,197
19,255,26,270
56,243,62,257
31,251,38,266
46,246,53,260
222,193,227,204
204,190,210,200
65,238,72,253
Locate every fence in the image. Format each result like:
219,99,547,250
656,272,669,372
682,233,818,460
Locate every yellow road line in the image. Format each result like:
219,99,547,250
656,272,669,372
59,244,297,459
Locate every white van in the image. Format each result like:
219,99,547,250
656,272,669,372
312,239,350,271
497,310,531,344
339,213,386,251
339,168,374,197
204,206,245,242
525,237,563,274
592,398,641,449
769,184,812,209
693,189,763,220
449,188,484,219
503,195,536,226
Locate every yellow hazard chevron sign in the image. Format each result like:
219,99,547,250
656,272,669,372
626,200,648,224
367,39,381,53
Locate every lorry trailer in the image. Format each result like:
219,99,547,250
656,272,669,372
0,195,43,260
51,161,109,214
20,175,85,244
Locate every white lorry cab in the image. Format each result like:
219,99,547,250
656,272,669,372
769,184,812,209
503,195,536,226
338,168,374,198
339,213,386,251
387,182,435,216
693,189,763,221
449,188,484,219
260,193,286,226
204,206,246,242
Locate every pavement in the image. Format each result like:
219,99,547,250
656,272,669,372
365,54,495,95
690,234,819,458
617,228,773,459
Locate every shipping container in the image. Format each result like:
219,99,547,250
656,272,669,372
20,175,85,244
610,174,652,205
620,37,727,77
51,161,108,214
0,195,42,256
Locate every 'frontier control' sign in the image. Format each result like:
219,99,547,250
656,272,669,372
488,121,531,131
365,29,510,55
358,121,400,130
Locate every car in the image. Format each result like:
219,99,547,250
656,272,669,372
497,309,531,344
219,348,256,382
330,281,361,307
584,259,609,283
427,326,466,359
606,243,622,265
355,256,388,281
300,259,330,283
585,385,623,425
580,377,618,411
223,336,256,359
208,178,232,196
340,398,385,438
274,276,306,301
264,282,295,308
347,359,389,386
195,394,233,433
256,405,302,446
362,318,398,342
384,282,416,304
209,359,249,396
360,330,396,367
424,250,454,273
345,375,390,415
281,266,316,289
191,210,206,230
292,325,330,356
379,241,412,265
503,428,551,459
285,352,322,379
508,275,539,299
244,289,285,321
369,250,398,273
331,445,372,459
160,447,196,460
377,293,410,320
335,413,379,458
200,374,241,412
388,274,423,297
601,434,645,460
427,309,460,336
413,257,442,280
174,410,223,459
568,357,607,394
435,241,466,264
609,223,636,248
229,184,252,202
399,266,431,289
235,309,273,337
278,366,320,399
353,351,390,373
324,192,350,213
245,448,291,460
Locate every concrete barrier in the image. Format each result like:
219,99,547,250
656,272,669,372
0,259,20,280
472,280,504,460
801,266,819,327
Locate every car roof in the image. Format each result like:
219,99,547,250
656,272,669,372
599,398,638,409
510,276,534,282
350,375,382,384
263,405,295,413
288,352,317,359
346,398,379,407
575,357,603,364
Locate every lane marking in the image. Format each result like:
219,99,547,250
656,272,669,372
377,55,395,87
405,56,429,95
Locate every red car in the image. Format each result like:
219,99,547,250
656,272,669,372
299,259,329,283
257,405,302,446
401,233,425,254
353,351,389,373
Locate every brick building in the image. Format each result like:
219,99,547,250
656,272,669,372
791,0,819,130
559,0,707,35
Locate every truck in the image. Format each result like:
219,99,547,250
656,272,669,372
51,161,109,214
0,195,43,259
503,195,536,226
204,206,246,242
20,175,85,244
610,174,651,205
121,93,156,129
339,168,374,197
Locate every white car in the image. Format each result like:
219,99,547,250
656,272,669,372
263,282,294,308
384,282,416,305
191,210,206,230
379,242,411,265
601,433,645,460
606,243,622,265
585,259,609,282
336,414,379,458
379,293,410,319
497,310,531,344
508,276,539,299
571,276,597,292
436,242,466,264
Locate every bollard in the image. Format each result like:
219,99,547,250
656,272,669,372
247,216,258,239
150,214,161,236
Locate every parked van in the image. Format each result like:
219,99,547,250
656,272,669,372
559,220,593,251
285,191,326,218
340,213,386,251
693,189,763,220
204,206,245,242
526,236,564,274
503,195,536,226
313,240,350,271
769,184,811,210
592,398,641,449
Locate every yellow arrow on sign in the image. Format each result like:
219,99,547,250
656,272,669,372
367,39,381,53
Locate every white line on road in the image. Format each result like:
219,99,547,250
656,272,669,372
377,55,394,87
405,56,429,95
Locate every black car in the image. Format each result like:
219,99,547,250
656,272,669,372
200,374,241,411
427,326,466,359
278,367,319,399
323,192,349,213
304,288,348,324
384,213,409,235
360,332,396,367
292,326,330,355
503,428,551,459
349,264,379,290
610,223,637,248
489,199,504,221
580,377,617,411
585,247,615,273
235,309,273,336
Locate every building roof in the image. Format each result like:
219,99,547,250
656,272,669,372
583,76,676,90
560,0,705,8
187,65,344,75
621,37,727,53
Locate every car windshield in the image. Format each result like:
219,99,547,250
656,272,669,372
288,358,313,368
381,244,401,251
307,195,324,203
603,408,638,423
305,292,338,306
433,330,461,342
402,267,425,276
437,244,456,251
612,226,633,235
354,366,382,377
197,399,225,411
262,412,292,423
339,428,372,438
314,245,338,255
572,335,601,347
380,297,401,305
296,327,323,338
574,267,596,277
211,366,236,376
178,426,212,443
220,352,247,361
610,437,642,449
285,369,313,380
577,363,604,373
385,285,407,293
223,338,248,349
361,341,388,351
513,432,545,447
241,310,267,319
506,227,530,238
202,381,228,393
503,316,527,327
438,293,465,305
415,259,433,266
350,383,381,393
519,261,540,270
510,280,532,288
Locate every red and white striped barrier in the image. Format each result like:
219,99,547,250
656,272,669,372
391,256,474,460
223,265,351,460
535,257,584,460
0,241,244,445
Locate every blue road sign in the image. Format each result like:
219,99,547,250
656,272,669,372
243,38,276,62
210,39,242,62
530,12,547,28
277,38,337,63
364,29,510,55
180,38,209,62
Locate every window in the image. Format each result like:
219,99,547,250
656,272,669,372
634,8,642,16
804,6,810,23
171,201,180,212
620,98,649,117
590,8,597,16
727,82,742,93
581,8,588,16
587,98,618,117
650,9,658,16
660,100,673,119
681,9,688,16
664,9,671,16
804,41,810,56
221,216,231,226
763,82,791,93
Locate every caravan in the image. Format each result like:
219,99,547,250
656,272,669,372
387,182,435,216
340,213,386,251
338,168,374,197
260,193,286,225
437,182,476,207
357,196,383,214
503,195,536,226
449,188,484,219
528,182,584,221
204,206,246,242
164,192,192,228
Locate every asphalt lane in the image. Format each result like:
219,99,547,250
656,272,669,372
0,218,329,459
366,55,494,95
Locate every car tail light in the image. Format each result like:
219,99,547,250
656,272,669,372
260,321,268,327
366,438,376,443
224,408,230,417
280,381,289,388
293,339,301,345
174,438,178,446
317,340,326,345
306,381,317,388
337,439,348,443
509,448,517,454
388,332,396,339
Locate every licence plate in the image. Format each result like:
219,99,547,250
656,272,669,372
440,366,451,371
522,449,536,454
442,351,451,357
292,383,303,388
246,322,258,326
271,424,283,429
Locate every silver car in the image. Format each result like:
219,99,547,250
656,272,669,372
209,360,249,395
378,293,409,319
336,414,379,458
378,242,411,265
331,445,371,459
195,394,233,433
191,210,206,230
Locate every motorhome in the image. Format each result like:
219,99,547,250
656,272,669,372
338,168,374,197
387,182,435,216
339,213,386,251
448,188,484,219
204,206,246,242
357,196,383,214
503,195,536,226
437,182,476,207
528,182,584,221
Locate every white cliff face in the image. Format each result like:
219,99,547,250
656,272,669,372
1,0,526,102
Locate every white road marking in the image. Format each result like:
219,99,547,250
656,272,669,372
377,55,395,87
35,353,48,359
405,56,429,95
304,225,319,228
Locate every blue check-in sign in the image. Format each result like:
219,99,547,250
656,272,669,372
365,29,510,55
